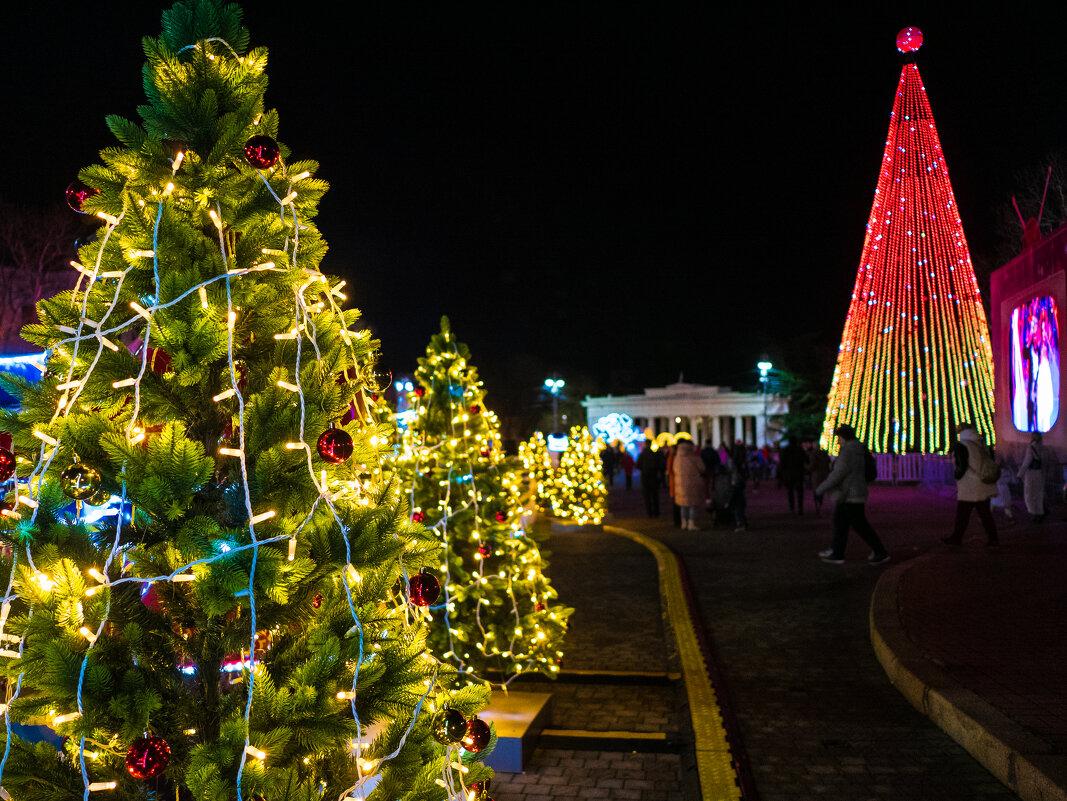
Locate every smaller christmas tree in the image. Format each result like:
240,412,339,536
398,318,569,684
518,432,554,515
551,427,606,524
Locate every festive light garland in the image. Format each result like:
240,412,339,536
821,46,995,454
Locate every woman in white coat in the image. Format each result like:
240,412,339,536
1017,432,1047,522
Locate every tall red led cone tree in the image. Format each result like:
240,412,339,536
821,28,995,454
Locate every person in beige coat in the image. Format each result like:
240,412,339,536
672,439,706,530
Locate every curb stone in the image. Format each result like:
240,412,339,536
870,553,1067,801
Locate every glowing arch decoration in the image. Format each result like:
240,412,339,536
821,32,995,454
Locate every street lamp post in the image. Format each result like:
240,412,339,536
544,377,566,432
757,361,773,445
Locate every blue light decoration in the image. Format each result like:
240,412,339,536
547,433,569,452
592,413,643,450
0,352,47,410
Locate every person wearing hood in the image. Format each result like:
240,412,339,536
943,422,1000,546
814,424,890,565
671,437,706,530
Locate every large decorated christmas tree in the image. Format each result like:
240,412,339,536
398,318,569,685
0,3,493,799
821,27,996,454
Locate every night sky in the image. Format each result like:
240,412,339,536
6,3,1067,419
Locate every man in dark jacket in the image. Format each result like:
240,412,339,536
636,440,660,517
700,439,718,502
778,439,809,514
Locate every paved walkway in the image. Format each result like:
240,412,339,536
491,522,690,800
492,475,1067,800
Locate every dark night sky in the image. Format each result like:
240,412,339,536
6,3,1067,417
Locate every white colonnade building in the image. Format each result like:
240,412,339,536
583,380,788,447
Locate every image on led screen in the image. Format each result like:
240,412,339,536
1011,296,1060,432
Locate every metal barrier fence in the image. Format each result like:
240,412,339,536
873,453,954,486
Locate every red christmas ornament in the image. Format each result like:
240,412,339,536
243,135,280,169
470,780,492,799
461,717,491,753
411,511,425,523
896,26,923,54
469,405,481,415
126,735,171,780
147,347,172,374
494,511,506,522
141,583,163,613
0,448,15,482
480,449,491,458
65,180,99,213
408,569,440,607
415,387,426,397
477,542,493,559
312,594,323,609
536,602,546,612
317,428,354,464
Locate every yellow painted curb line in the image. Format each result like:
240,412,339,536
604,525,741,801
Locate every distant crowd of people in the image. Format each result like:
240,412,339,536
603,436,838,533
602,437,758,532
599,424,1052,565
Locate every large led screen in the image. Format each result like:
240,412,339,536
1011,296,1060,432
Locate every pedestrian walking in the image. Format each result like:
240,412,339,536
672,438,706,530
700,438,718,502
778,439,809,514
636,439,660,517
601,442,618,487
657,443,669,489
667,440,683,528
814,424,890,565
1017,431,1047,523
942,422,1000,546
728,450,749,531
718,442,731,467
619,448,635,491
990,455,1016,524
809,445,831,515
